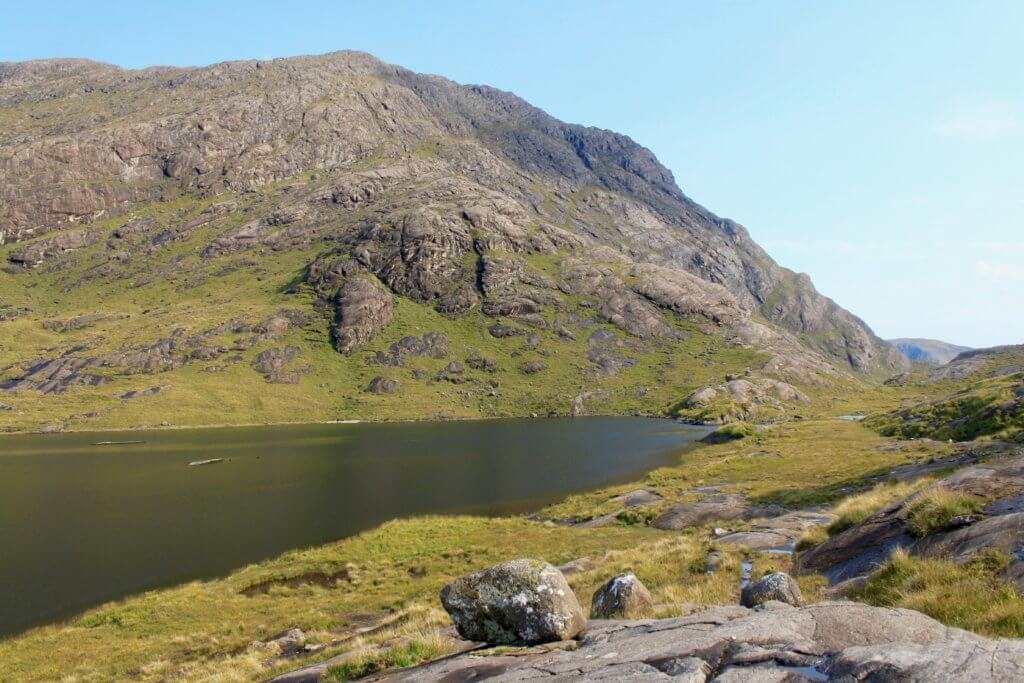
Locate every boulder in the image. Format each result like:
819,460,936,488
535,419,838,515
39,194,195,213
439,559,586,644
590,573,654,619
436,360,466,382
251,347,301,384
256,628,306,656
740,572,804,608
365,376,399,394
520,359,547,375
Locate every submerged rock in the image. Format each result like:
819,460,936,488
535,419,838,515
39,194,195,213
439,559,586,644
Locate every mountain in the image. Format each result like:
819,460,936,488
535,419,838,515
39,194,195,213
0,52,905,431
888,338,971,366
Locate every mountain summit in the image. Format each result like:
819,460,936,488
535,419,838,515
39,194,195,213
0,52,904,430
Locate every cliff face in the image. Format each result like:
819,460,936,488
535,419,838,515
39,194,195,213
0,52,904,428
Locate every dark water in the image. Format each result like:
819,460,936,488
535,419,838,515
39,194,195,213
0,417,708,637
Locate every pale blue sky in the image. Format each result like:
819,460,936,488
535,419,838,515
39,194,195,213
4,1,1022,347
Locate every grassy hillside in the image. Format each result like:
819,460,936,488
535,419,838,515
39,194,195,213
866,346,1024,443
0,181,868,434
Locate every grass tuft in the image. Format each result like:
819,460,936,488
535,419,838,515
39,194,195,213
857,548,1024,637
904,487,984,537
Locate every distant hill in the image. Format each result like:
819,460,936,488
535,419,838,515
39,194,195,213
888,338,971,366
868,344,1024,443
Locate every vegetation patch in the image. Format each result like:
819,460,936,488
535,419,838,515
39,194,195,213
904,487,984,537
857,548,1024,638
702,421,757,443
826,479,933,536
323,632,453,681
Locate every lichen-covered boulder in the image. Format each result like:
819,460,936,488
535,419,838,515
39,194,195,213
590,573,653,619
740,571,804,608
440,559,586,644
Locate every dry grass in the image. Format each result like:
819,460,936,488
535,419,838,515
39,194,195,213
541,419,950,523
321,622,454,681
795,526,829,551
568,535,741,617
857,548,1024,638
826,479,934,536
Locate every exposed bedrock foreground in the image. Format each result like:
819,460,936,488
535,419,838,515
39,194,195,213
267,560,1024,682
388,599,1024,681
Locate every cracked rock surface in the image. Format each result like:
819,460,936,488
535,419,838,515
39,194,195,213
371,602,1023,682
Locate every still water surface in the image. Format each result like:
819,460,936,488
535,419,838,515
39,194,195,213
0,417,708,636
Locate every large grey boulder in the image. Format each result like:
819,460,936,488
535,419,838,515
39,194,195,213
740,572,804,608
590,573,654,619
439,559,586,644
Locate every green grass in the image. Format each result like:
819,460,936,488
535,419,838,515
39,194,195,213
0,174,776,434
705,421,756,441
904,487,984,537
857,548,1024,638
865,346,1024,444
0,513,793,682
539,419,950,522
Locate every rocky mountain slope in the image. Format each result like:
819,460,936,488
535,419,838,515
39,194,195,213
889,337,972,366
0,52,905,431
869,345,1024,443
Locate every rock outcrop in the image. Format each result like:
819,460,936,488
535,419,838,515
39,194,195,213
332,278,394,355
796,450,1024,586
650,494,781,531
680,377,810,423
372,602,1016,681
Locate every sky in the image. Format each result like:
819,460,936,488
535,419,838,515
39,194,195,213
3,1,1022,348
